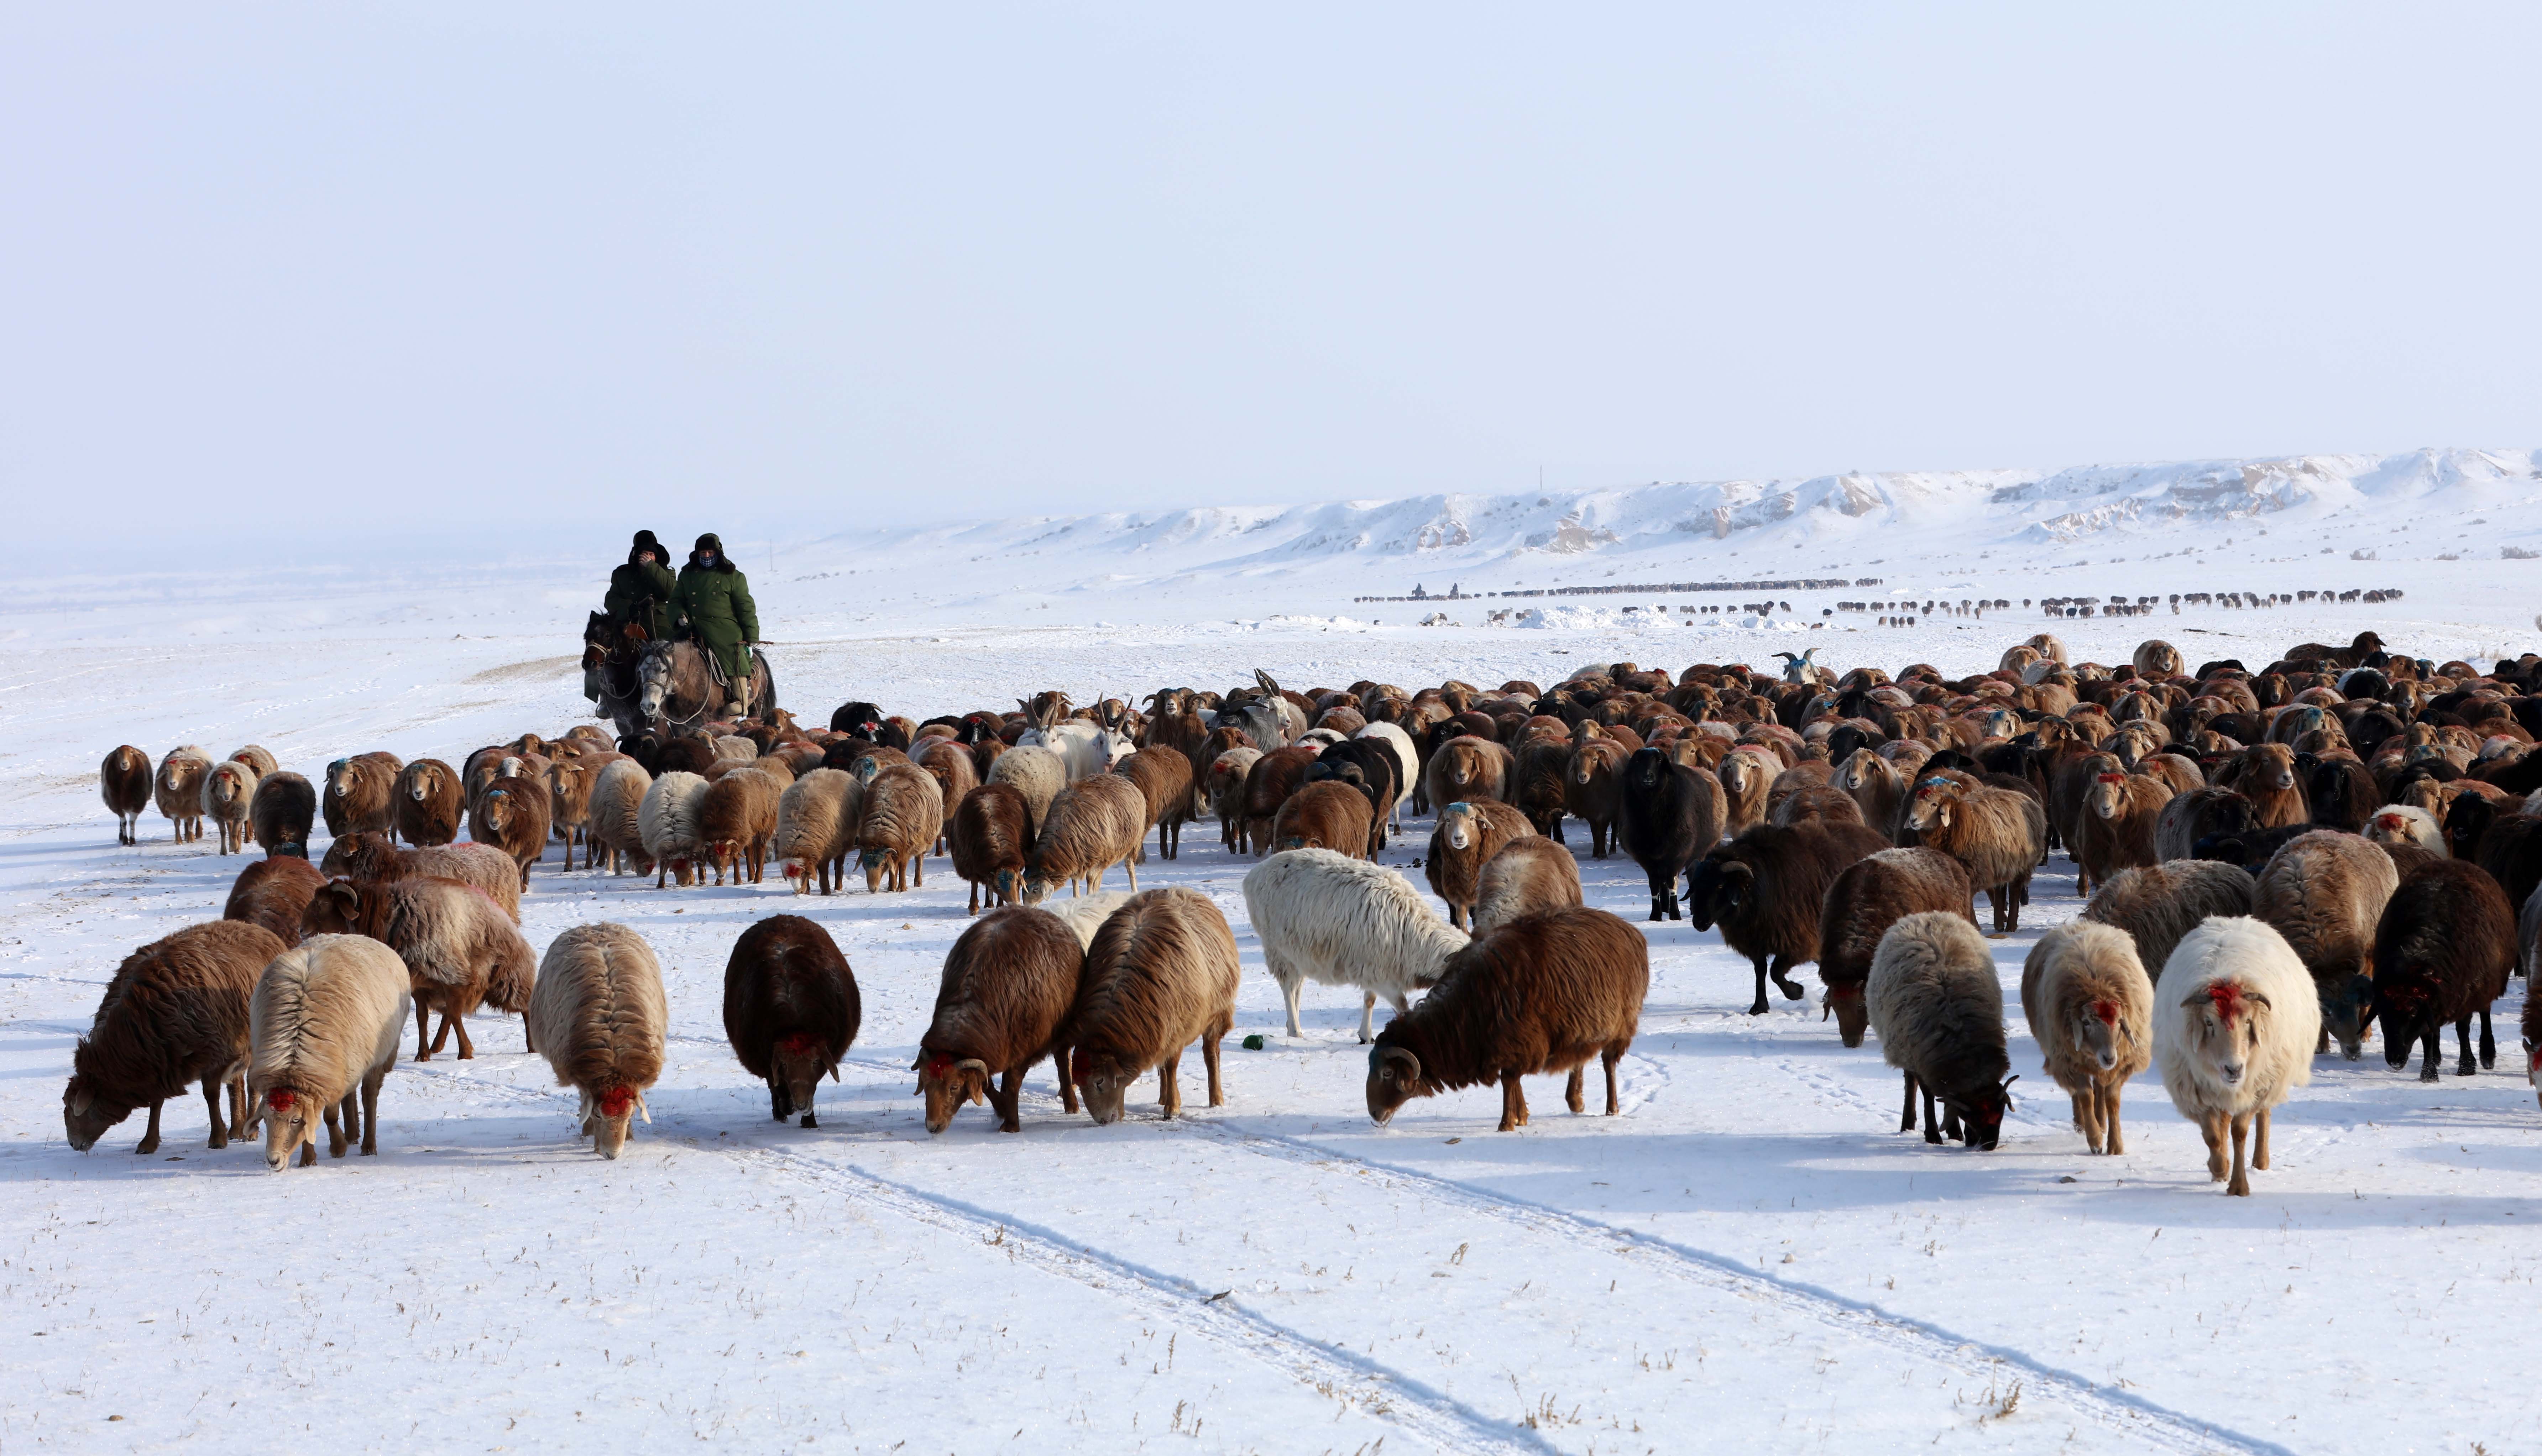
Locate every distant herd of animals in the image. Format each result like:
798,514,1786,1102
64,629,2542,1198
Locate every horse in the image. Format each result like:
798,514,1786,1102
583,612,653,741
636,639,775,734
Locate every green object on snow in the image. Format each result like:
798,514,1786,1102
1241,1034,1266,1051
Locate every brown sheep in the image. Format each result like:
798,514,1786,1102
775,768,860,895
1713,747,1779,837
322,752,402,839
1062,887,1240,1123
300,875,537,1060
1470,837,1584,935
951,782,1034,914
1831,748,1910,844
1902,775,2046,933
1508,738,1572,839
1113,746,1196,861
1023,774,1146,902
316,834,523,922
544,756,604,868
913,736,982,854
699,766,784,885
2371,859,2516,1081
857,761,946,893
202,759,260,855
224,857,326,947
526,923,665,1159
1367,906,1648,1132
155,746,211,843
249,771,317,858
1424,799,1536,930
2075,769,2174,896
2254,829,2400,1060
1206,747,1263,850
228,745,280,778
101,745,152,845
2021,921,2154,1154
1271,779,1375,859
63,920,280,1154
2081,859,2256,977
393,759,462,849
1814,847,1975,1047
917,905,1086,1132
1563,724,1629,858
1769,782,1866,828
467,775,551,889
1421,735,1510,815
2226,742,2308,828
1241,745,1323,856
723,915,862,1129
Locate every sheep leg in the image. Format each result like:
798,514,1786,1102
2102,1078,2125,1156
1746,956,1773,1016
1548,815,1565,846
359,1067,384,1155
325,1099,349,1159
2480,1007,2497,1069
1768,954,1805,1003
2419,1028,2441,1083
2199,1110,2227,1181
1450,902,1468,931
1202,1026,1225,1107
769,1077,790,1123
1280,976,1305,1038
202,1077,226,1149
912,852,924,889
1158,1051,1183,1120
1922,1088,1944,1145
1358,991,1377,1043
983,1066,1019,1133
1984,885,2008,935
451,1010,475,1060
967,880,980,914
227,1073,251,1141
136,1099,163,1155
1498,1072,1528,1132
414,999,434,1062
1123,855,1137,893
1643,867,1670,923
2252,1106,2271,1170
2457,1016,2478,1077
1051,1046,1078,1114
2226,1112,2251,1196
1602,1048,1621,1115
1899,1072,1919,1132
1565,1067,1585,1114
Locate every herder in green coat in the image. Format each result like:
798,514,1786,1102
672,532,760,714
603,530,680,643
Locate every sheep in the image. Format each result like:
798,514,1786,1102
300,868,537,1059
723,914,862,1128
1113,745,1195,860
1866,912,2015,1149
155,746,211,843
2134,639,2184,679
1559,726,1628,857
228,745,279,778
2228,742,2308,828
585,759,656,877
1061,887,1241,1123
318,833,524,920
639,769,710,887
2253,830,2400,1060
1205,747,1264,851
1245,848,1469,1042
1613,748,1725,922
2154,786,2254,863
699,766,784,885
1712,747,1778,837
526,923,667,1159
249,771,317,858
1472,837,1584,936
321,753,401,839
2364,804,2446,855
1366,906,1648,1132
1832,748,1910,844
393,759,462,848
1422,735,1510,811
247,934,411,1169
543,757,606,869
101,745,152,845
917,905,1087,1132
1508,737,1573,839
2073,769,2172,896
985,744,1067,833
2154,917,2319,1196
912,735,982,852
1021,773,1144,903
1354,722,1421,833
2081,859,2256,976
468,773,551,889
2371,859,2516,1080
1686,820,1889,1015
1270,779,1375,858
63,920,279,1154
1901,775,2046,933
776,768,861,896
1815,847,1975,1047
858,761,947,892
1042,891,1133,949
201,758,260,855
1240,745,1322,854
1425,799,1536,929
2020,921,2153,1154
1311,739,1402,853
223,857,326,947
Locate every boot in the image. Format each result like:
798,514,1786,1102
726,685,752,719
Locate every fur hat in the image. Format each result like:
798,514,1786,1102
694,533,723,556
629,530,664,564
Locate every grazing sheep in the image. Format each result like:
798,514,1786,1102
1613,748,1725,922
699,766,784,885
1239,745,1322,855
64,921,279,1154
1687,820,1889,1015
1021,773,1144,903
776,768,861,896
250,771,317,858
1902,776,2046,933
317,834,524,921
1113,746,1195,861
321,753,401,840
300,875,537,1061
1271,779,1375,858
724,915,862,1128
918,905,1086,1132
2253,830,2399,1059
1245,848,1469,1042
2081,859,2257,976
1366,906,1648,1132
526,923,667,1159
1867,912,2015,1149
2371,860,2516,1080
223,857,326,947
2075,770,2172,897
155,746,211,843
1062,888,1241,1123
1816,848,1975,1047
2154,917,2318,1196
248,934,411,1169
468,774,551,889
986,744,1067,834
2020,921,2153,1154
101,745,152,845
639,769,710,888
2364,804,2446,855
1425,799,1536,929
585,759,657,877
2154,786,2254,863
393,759,462,848
1205,747,1265,851
201,758,260,856
1472,837,1584,936
859,761,948,893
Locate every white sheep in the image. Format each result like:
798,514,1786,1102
1042,890,1133,952
638,769,710,887
1243,847,1469,1042
2020,920,2154,1155
248,934,412,1170
527,923,667,1159
2363,803,2445,855
1018,713,1134,784
1352,723,1421,832
2153,916,2319,1196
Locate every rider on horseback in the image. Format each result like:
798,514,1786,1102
604,530,680,642
671,533,761,717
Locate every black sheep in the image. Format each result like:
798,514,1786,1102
830,700,887,737
1612,748,1722,922
1311,739,1400,851
2446,799,2542,917
1687,819,1888,1015
2371,860,2514,1081
723,914,863,1127
2303,756,2380,833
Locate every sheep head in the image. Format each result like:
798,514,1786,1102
1822,985,1869,1048
992,867,1023,904
259,1086,320,1172
2180,981,2272,1086
1438,804,1477,851
1952,1077,2018,1151
586,1084,649,1160
770,1032,837,1125
2324,973,2374,1062
861,847,891,893
2369,978,2437,1072
2068,997,2134,1074
1681,857,1748,932
1071,1047,1136,1126
917,1052,991,1134
1903,781,1956,833
1365,1044,1428,1125
60,1065,135,1153
2086,772,2129,821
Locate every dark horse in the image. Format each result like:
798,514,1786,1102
636,639,775,734
583,612,653,741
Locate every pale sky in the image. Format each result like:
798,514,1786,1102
7,5,2538,560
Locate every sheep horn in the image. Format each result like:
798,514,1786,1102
68,1086,93,1117
635,1093,653,1125
1375,1045,1420,1081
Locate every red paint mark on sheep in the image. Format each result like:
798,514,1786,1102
600,1086,636,1119
2094,772,2125,784
776,1032,822,1057
2205,983,2247,1026
265,1089,297,1111
2092,999,2120,1026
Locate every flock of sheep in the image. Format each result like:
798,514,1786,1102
67,629,2542,1196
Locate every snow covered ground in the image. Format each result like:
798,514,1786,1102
7,449,2541,1453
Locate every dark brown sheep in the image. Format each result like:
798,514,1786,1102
224,857,327,947
917,905,1086,1132
322,752,402,839
467,774,551,888
101,745,152,845
2253,829,2399,1059
1113,746,1196,861
300,875,538,1061
1367,907,1648,1132
316,834,523,922
63,921,280,1154
250,771,317,858
1815,847,1976,1047
1422,735,1511,813
2226,742,2308,829
1563,723,1629,858
1508,738,1573,840
913,736,983,855
723,915,862,1129
699,766,784,885
393,759,462,849
2372,859,2516,1080
2081,859,2256,978
1686,820,1889,1015
1240,745,1322,856
951,782,1035,915
1063,888,1240,1123
1902,775,2046,933
1270,779,1375,859
2075,769,2174,896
